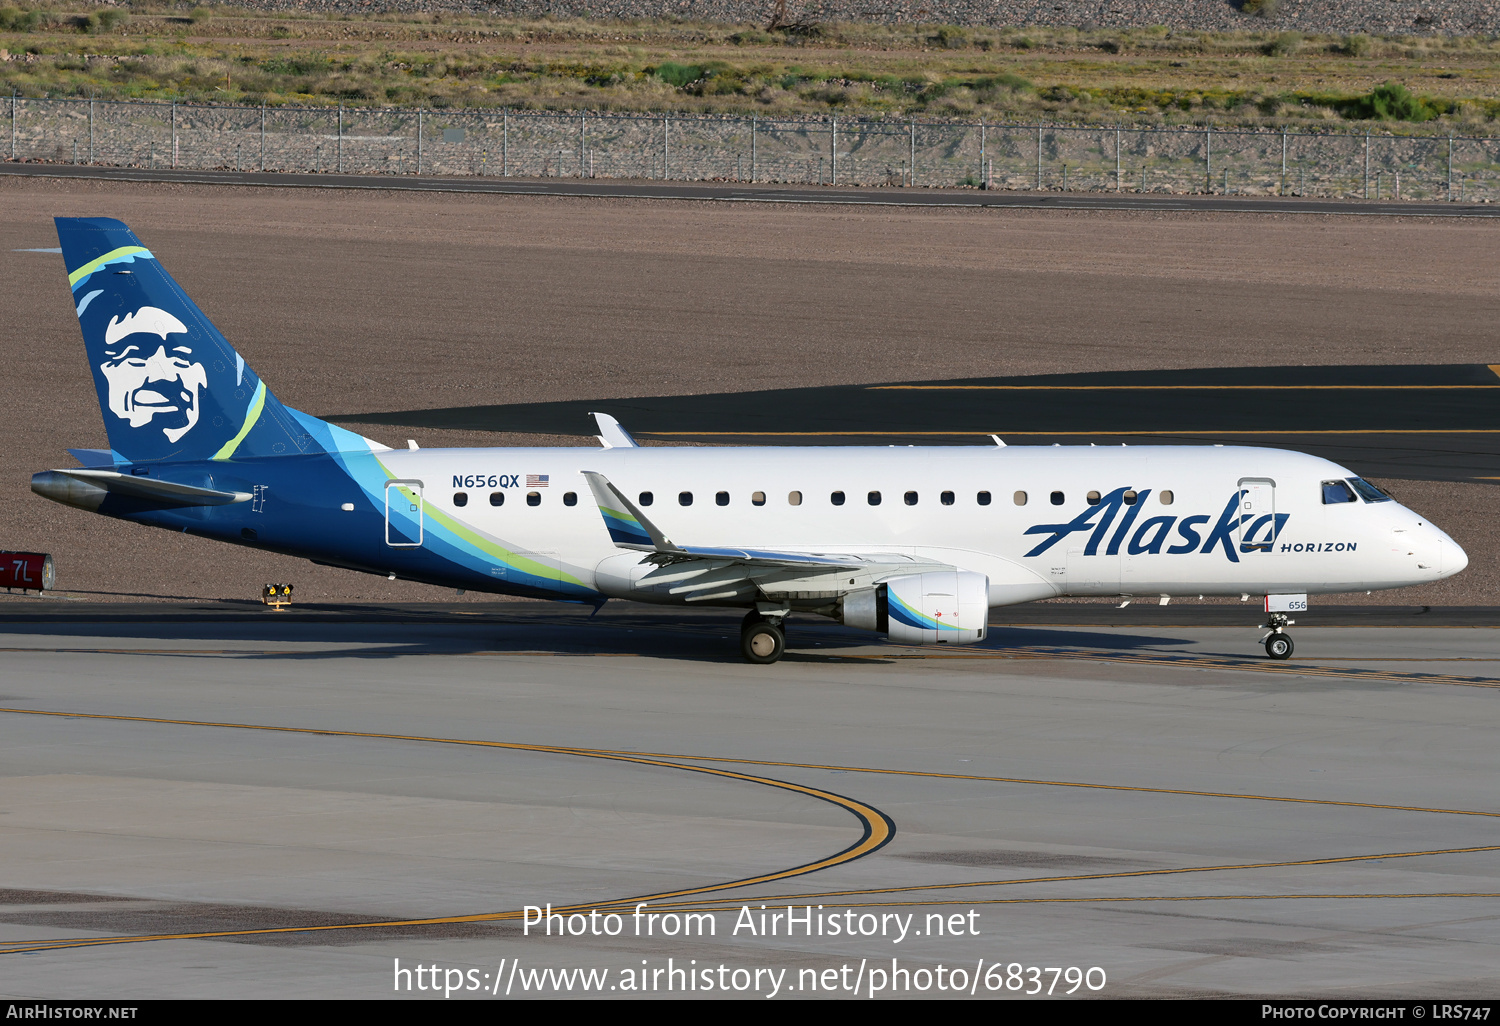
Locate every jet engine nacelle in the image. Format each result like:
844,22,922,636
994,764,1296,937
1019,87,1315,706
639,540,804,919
840,570,989,644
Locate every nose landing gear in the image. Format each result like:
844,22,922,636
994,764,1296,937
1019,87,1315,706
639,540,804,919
1262,612,1294,660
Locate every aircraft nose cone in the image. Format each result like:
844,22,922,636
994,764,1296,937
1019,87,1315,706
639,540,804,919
1445,537,1469,577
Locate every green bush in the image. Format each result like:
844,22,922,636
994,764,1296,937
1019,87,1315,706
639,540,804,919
653,61,703,88
0,6,42,31
932,26,968,50
730,28,772,45
1265,31,1301,56
1240,0,1280,16
1343,34,1372,57
1345,82,1436,121
188,6,211,23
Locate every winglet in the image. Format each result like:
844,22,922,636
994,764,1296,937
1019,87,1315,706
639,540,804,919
591,413,638,450
581,471,677,552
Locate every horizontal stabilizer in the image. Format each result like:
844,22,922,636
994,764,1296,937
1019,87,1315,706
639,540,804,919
31,468,252,512
67,448,125,468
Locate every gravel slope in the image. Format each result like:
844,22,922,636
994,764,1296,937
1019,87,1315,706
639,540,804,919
187,1,1500,37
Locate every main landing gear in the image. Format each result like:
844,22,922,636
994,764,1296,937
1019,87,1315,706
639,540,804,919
1262,612,1295,660
741,610,786,664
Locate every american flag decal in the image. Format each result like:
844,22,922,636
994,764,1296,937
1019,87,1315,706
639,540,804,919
527,474,550,488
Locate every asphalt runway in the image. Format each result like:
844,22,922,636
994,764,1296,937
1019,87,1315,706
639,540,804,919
339,362,1500,483
5,163,1500,220
2,604,1499,998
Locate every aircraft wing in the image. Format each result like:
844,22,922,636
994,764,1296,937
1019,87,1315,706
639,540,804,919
582,471,955,603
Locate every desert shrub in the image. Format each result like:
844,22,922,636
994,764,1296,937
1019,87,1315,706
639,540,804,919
1345,82,1436,121
1240,0,1280,16
0,6,42,31
188,7,211,23
1343,34,1372,57
730,28,772,45
1265,31,1301,56
932,26,967,49
653,61,703,88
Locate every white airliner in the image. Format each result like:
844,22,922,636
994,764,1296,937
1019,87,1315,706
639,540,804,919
35,218,1469,664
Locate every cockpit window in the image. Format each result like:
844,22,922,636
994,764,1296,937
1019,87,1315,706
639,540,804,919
1346,477,1392,503
1322,480,1357,504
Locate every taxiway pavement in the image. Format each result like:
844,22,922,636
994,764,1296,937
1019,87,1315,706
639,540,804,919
2,605,1498,998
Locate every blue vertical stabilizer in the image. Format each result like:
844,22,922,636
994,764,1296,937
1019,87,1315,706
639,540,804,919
56,217,368,463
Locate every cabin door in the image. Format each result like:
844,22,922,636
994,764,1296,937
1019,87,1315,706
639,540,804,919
385,479,424,547
1237,478,1277,552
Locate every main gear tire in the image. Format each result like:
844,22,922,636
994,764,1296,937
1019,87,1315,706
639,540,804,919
741,622,785,664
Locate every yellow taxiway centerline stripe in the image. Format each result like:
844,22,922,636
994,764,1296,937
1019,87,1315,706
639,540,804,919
588,753,1500,819
612,844,1500,912
869,385,1500,391
0,707,893,955
596,892,1500,915
5,708,1495,953
644,429,1500,437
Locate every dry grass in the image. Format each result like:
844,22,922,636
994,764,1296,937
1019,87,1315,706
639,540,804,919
2,4,1500,129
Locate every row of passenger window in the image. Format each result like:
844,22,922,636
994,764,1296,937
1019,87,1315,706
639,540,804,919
450,488,1178,508
452,491,578,507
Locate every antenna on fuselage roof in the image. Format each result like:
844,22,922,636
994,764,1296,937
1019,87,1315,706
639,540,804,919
990,434,1006,448
592,412,638,450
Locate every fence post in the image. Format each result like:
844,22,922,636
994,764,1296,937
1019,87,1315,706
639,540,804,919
979,121,985,188
750,115,756,183
1448,134,1454,201
1036,124,1042,189
337,103,343,173
909,119,915,187
830,116,836,186
1115,127,1121,192
260,102,265,171
579,113,586,178
662,116,669,179
1281,126,1287,196
1364,133,1369,199
10,91,15,161
417,110,423,175
171,101,177,168
1205,125,1211,193
502,109,508,176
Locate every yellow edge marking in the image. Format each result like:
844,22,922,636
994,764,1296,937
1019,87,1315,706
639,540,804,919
629,844,1500,911
66,245,150,287
872,384,1500,391
0,707,892,955
541,750,1500,820
644,429,1500,437
1489,364,1500,380
619,893,1500,914
210,381,266,461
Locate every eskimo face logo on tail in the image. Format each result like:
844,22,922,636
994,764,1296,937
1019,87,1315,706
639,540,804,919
97,306,208,444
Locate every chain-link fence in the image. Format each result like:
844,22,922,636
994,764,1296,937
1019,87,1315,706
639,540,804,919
7,95,1500,200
